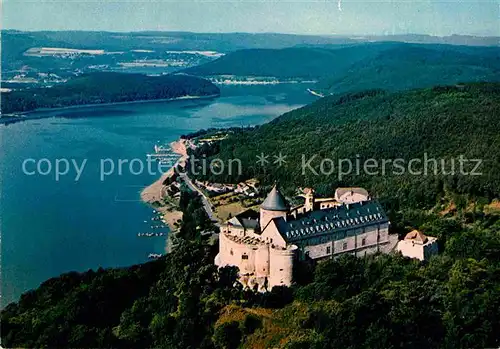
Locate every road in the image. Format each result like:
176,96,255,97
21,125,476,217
180,172,221,227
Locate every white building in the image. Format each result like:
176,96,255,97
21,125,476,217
397,230,439,261
334,187,370,204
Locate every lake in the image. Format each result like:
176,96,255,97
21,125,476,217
0,84,317,307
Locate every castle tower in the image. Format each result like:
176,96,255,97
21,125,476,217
269,245,297,288
303,187,315,212
260,184,289,231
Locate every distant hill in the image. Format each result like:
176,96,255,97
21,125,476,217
1,72,220,115
182,43,500,93
189,83,500,209
3,30,498,55
181,44,405,79
182,47,350,79
3,31,498,88
318,44,500,94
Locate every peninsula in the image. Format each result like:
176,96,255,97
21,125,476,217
1,72,220,115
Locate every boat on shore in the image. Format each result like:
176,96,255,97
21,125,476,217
137,232,167,237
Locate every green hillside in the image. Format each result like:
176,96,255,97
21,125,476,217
181,47,362,79
182,43,500,93
1,72,220,114
319,45,500,94
189,83,500,209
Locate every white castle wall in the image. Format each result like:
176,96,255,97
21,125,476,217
216,231,297,291
260,221,287,248
269,245,297,288
255,244,270,278
335,190,369,204
319,201,338,209
397,237,438,261
303,223,392,259
217,232,257,275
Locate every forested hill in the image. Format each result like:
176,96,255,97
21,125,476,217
190,83,500,209
182,43,500,93
318,44,500,94
1,72,220,115
182,47,355,79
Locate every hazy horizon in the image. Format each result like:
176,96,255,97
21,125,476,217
4,0,499,37
2,28,499,38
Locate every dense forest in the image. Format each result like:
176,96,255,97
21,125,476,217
183,47,354,79
189,83,500,210
182,43,500,94
318,44,500,94
1,72,220,114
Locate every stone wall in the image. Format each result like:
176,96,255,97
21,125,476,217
269,245,297,288
217,232,258,275
216,231,297,291
397,237,438,261
260,208,287,231
301,223,394,260
255,244,270,278
261,220,287,248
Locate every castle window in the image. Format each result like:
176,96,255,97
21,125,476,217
230,249,234,256
343,242,348,250
362,238,366,246
326,246,331,254
242,254,248,260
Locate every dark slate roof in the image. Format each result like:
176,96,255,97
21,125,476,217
274,200,388,242
240,218,260,231
261,185,289,211
229,209,260,231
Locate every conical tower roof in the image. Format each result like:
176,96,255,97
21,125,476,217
261,184,289,211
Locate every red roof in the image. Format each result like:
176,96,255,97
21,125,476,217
404,230,428,243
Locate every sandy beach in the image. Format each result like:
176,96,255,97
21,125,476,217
140,138,187,204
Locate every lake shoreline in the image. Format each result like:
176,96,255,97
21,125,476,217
141,139,188,253
1,83,316,306
0,93,220,124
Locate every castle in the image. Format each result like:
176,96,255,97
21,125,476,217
215,185,399,292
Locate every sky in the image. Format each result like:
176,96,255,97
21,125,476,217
3,0,499,37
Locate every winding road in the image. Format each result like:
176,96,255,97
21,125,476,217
180,172,221,227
